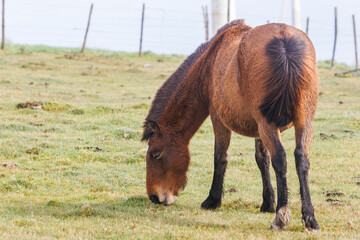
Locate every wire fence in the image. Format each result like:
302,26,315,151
2,0,360,66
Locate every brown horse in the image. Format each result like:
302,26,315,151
142,20,319,231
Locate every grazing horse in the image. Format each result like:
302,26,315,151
142,20,319,231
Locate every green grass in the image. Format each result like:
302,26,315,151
0,45,359,239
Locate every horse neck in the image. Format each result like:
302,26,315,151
158,60,210,144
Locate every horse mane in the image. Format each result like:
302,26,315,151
142,19,246,140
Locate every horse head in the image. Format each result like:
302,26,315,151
142,121,189,206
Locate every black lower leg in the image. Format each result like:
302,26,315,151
255,139,275,213
294,147,319,230
201,151,228,209
272,145,288,211
201,115,231,210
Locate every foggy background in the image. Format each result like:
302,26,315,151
3,0,360,66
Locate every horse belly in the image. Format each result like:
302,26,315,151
212,95,259,138
225,116,259,137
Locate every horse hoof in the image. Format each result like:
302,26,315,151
260,202,275,213
201,196,221,210
304,215,320,232
270,206,290,230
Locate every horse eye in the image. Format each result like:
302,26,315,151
153,153,161,160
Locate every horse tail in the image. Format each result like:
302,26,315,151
259,35,307,127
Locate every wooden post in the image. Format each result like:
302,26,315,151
353,14,358,69
202,5,209,41
1,0,4,50
227,0,230,23
331,7,338,69
139,3,145,56
306,17,309,35
81,3,93,54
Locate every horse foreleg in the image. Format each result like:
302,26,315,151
258,124,290,230
201,114,231,210
255,139,275,213
294,121,320,231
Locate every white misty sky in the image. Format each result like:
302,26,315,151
3,0,360,65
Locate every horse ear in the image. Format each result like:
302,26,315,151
142,120,161,141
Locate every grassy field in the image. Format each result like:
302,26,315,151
0,45,359,239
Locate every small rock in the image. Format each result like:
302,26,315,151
227,187,238,193
357,182,360,185
144,64,151,68
157,59,164,62
30,105,42,110
339,101,344,104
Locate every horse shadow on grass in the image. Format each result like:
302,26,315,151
3,195,316,231
2,195,235,229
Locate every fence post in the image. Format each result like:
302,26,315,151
1,0,4,50
227,0,230,23
139,3,145,56
353,14,358,69
306,17,309,35
81,3,93,54
331,7,338,69
202,5,209,41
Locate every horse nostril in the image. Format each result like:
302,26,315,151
149,194,161,204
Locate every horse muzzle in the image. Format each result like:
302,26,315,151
149,193,176,206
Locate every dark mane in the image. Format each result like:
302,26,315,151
142,19,246,140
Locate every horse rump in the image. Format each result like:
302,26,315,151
259,35,307,127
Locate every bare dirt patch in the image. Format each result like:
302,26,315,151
16,101,43,110
1,163,19,168
323,189,345,197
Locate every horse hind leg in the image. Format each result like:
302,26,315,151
258,123,290,230
255,139,275,213
201,113,231,210
294,119,320,231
